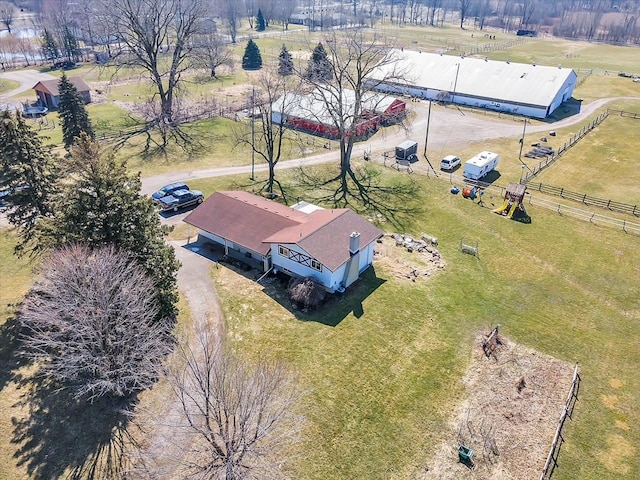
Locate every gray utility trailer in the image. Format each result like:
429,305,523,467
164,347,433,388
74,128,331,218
395,140,418,162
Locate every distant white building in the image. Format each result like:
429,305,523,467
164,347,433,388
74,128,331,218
366,50,577,119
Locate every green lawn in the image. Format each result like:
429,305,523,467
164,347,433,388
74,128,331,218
0,79,20,95
195,164,640,480
0,233,35,480
535,111,640,203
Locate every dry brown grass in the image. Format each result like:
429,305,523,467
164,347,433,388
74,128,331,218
421,333,574,480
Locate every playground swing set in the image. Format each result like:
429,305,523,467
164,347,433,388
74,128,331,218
492,182,529,221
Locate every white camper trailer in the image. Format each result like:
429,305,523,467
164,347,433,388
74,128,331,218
463,151,499,180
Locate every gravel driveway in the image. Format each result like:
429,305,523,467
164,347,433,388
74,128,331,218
0,69,57,108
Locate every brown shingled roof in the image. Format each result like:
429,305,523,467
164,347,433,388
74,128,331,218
185,191,384,270
32,76,90,96
264,209,384,271
183,191,307,255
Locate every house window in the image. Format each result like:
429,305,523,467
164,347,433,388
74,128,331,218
278,245,290,258
311,259,322,271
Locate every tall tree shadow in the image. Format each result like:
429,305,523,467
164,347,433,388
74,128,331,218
296,162,423,230
0,316,30,393
12,376,142,480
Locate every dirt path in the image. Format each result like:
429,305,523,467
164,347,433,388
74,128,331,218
135,240,224,478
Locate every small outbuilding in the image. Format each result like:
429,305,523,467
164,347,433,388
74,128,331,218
32,77,91,110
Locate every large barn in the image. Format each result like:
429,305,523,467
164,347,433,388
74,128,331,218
271,87,406,139
366,50,577,119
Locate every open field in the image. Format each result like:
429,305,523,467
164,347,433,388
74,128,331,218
534,113,640,204
0,78,20,95
1,23,640,480
177,163,640,480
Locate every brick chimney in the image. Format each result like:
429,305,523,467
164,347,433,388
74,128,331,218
349,232,361,255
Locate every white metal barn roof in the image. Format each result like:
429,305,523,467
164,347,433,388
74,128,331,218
272,88,398,127
367,50,576,109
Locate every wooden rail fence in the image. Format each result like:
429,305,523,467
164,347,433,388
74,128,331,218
526,195,640,235
522,108,640,184
527,182,639,217
521,110,610,183
540,363,580,480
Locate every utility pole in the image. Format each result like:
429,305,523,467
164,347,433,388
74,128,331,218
422,99,438,173
452,62,460,104
423,99,431,158
518,117,528,161
251,86,255,181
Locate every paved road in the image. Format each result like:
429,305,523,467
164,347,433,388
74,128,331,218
0,69,56,108
143,96,639,228
142,96,637,196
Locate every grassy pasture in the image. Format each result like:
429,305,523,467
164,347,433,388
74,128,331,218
534,112,640,203
179,162,640,480
1,23,639,480
0,78,20,95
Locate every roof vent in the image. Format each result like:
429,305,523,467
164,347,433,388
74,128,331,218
484,57,488,62
558,64,562,69
506,60,510,64
532,62,536,66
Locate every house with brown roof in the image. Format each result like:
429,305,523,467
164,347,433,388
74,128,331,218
184,191,384,293
32,77,91,110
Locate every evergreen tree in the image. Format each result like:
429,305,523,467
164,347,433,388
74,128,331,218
305,42,332,83
278,44,294,76
38,136,180,321
41,29,59,62
0,110,58,256
256,9,266,31
61,26,81,63
242,39,263,70
58,73,94,148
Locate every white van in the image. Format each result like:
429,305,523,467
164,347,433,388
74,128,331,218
440,155,461,171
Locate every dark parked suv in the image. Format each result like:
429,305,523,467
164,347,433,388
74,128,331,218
158,189,204,212
152,182,190,203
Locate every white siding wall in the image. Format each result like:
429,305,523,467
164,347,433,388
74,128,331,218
272,111,284,125
371,83,565,119
271,244,341,291
359,242,375,272
270,241,377,293
198,229,268,269
198,230,227,246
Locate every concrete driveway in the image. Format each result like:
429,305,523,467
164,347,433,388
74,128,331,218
0,69,57,108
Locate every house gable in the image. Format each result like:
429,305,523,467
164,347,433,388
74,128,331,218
183,191,307,255
184,191,383,291
264,209,383,271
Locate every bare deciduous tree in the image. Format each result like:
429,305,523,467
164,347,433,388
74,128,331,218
236,71,299,200
294,30,419,222
288,276,325,309
459,0,473,28
100,0,207,130
19,244,174,401
193,32,233,78
0,1,14,33
168,333,303,480
220,0,243,43
273,0,298,30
